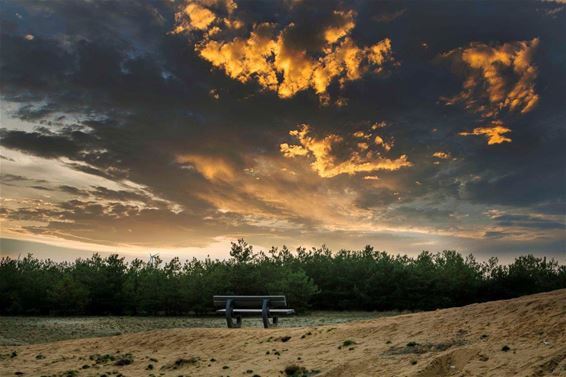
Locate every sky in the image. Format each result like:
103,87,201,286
0,0,565,263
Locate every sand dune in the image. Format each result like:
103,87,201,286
1,289,565,377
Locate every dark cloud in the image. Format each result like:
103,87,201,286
0,174,47,185
30,185,52,191
59,185,86,196
0,0,564,258
492,214,565,230
89,186,148,202
0,130,84,158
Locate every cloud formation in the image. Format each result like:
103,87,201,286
176,154,236,181
442,38,540,144
442,38,539,117
432,152,450,159
0,0,564,260
280,124,411,178
459,121,512,145
174,1,395,103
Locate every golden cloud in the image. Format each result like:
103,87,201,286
374,135,393,151
173,153,381,232
174,1,395,103
458,121,512,145
324,10,355,44
173,3,217,33
442,38,539,118
280,124,411,178
442,38,539,145
176,154,236,181
432,151,450,159
363,175,380,180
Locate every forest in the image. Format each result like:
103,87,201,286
1,239,565,315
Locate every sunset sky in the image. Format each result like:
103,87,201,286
0,0,565,262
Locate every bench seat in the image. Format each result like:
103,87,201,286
216,308,295,315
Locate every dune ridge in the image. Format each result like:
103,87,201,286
1,289,565,376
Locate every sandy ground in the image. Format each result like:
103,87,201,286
1,289,565,377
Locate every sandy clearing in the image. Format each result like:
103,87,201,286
1,289,565,377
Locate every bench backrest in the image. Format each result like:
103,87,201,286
213,295,287,308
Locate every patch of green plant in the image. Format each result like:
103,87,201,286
385,339,465,355
340,339,356,349
90,353,115,364
300,331,312,339
161,357,200,370
60,370,78,377
285,365,306,376
284,365,320,376
114,353,133,366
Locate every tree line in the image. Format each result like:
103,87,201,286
1,239,565,315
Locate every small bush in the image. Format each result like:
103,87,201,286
90,354,115,364
342,340,355,347
284,365,306,376
114,353,133,366
162,357,200,370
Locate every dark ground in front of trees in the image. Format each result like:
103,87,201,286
0,311,403,345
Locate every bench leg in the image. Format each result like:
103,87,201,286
262,298,270,328
272,316,278,326
226,299,239,328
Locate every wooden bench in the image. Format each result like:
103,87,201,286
213,295,295,328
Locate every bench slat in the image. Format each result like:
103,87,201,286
217,308,295,314
213,295,287,308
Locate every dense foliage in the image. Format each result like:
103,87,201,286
1,239,564,315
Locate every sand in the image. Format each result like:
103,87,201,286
1,289,565,377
